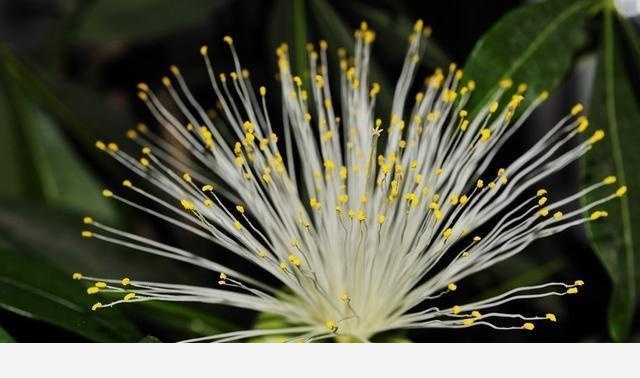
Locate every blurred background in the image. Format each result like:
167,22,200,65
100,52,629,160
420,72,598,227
0,0,638,342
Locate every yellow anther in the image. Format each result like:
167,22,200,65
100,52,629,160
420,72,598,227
142,146,151,154
236,205,245,214
459,195,468,205
182,173,192,182
180,199,195,211
233,220,243,230
137,91,148,101
566,287,579,294
200,45,208,55
553,211,563,219
443,228,453,239
83,216,93,225
476,179,484,189
538,197,548,206
139,157,149,167
87,287,100,295
357,211,366,222
203,199,213,207
590,210,608,220
95,140,106,150
546,313,557,322
574,280,585,286
480,129,491,141
499,78,513,89
95,282,107,289
81,231,93,238
452,305,462,314
257,250,267,258
202,184,214,192
571,103,583,116
434,210,442,220
279,262,287,270
616,186,627,197
517,83,527,94
223,35,233,45
537,189,547,196
72,273,83,280
124,293,136,301
122,179,132,188
161,76,171,87
523,323,535,331
447,283,457,291
136,82,149,92
126,129,138,139
603,176,617,185
471,310,482,318
463,319,474,326
219,272,227,281
435,168,443,176
121,277,130,286
92,302,102,311
325,320,337,331
538,209,549,217
102,189,113,198
577,116,589,132
473,236,481,242
588,129,605,144
538,90,549,101
460,120,469,131
378,215,386,225
338,194,349,204
489,102,499,113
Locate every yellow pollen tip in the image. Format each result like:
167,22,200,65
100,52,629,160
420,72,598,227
452,305,461,314
523,323,535,331
325,320,336,331
81,231,93,238
122,180,132,188
574,280,585,286
95,282,107,288
83,216,93,224
537,189,547,196
566,287,579,294
87,287,100,295
121,278,130,286
161,76,171,87
223,36,233,45
463,319,474,326
91,302,102,311
603,176,617,185
546,313,557,322
233,220,243,230
538,197,548,206
616,186,627,197
538,209,549,217
378,215,386,225
448,283,457,291
340,293,350,302
180,199,195,211
200,45,208,55
471,310,482,318
236,205,245,214
72,273,83,280
124,293,136,301
201,184,214,192
571,103,584,116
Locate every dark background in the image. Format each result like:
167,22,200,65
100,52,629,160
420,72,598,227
0,0,638,342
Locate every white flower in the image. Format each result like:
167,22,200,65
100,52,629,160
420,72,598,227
74,21,624,342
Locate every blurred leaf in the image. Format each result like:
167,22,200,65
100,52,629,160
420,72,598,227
139,335,162,343
268,0,308,78
77,0,231,43
347,1,450,69
463,0,594,112
0,249,141,342
0,64,45,200
127,301,239,340
583,8,640,342
0,325,14,342
0,46,131,179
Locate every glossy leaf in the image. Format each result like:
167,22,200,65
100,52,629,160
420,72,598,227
0,249,141,342
77,0,231,43
463,0,594,112
582,8,640,342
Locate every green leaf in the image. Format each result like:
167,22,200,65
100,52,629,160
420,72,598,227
77,0,231,43
0,249,142,342
0,325,15,342
582,8,640,342
463,0,595,112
